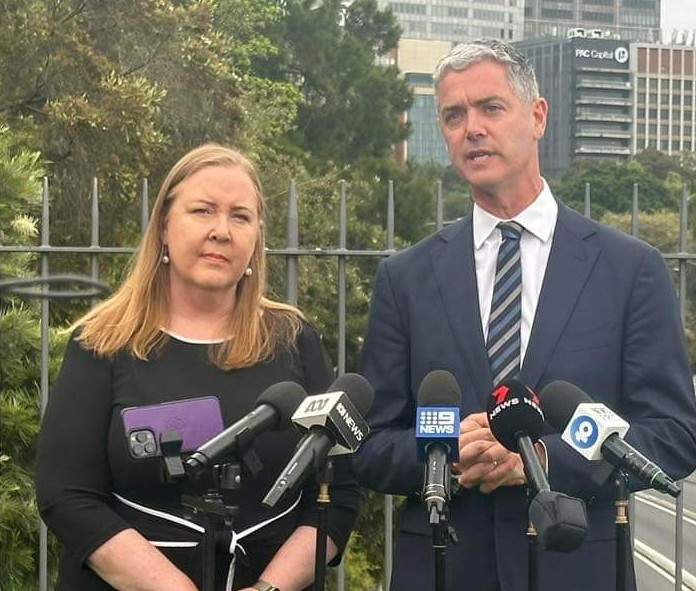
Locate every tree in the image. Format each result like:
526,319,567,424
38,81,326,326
256,0,412,168
0,0,300,249
0,124,70,590
550,159,678,218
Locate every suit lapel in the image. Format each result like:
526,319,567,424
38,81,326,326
431,217,493,403
520,203,601,390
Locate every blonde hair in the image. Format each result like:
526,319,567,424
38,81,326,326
73,143,303,369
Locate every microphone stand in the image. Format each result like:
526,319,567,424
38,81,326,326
614,470,632,591
526,486,538,591
160,430,258,591
312,459,334,591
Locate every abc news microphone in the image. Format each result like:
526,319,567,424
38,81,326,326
184,381,307,477
262,373,373,508
415,370,461,525
486,379,587,552
540,381,681,497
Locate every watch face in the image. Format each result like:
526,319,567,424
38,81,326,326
254,582,278,591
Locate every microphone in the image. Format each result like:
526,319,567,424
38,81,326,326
262,373,374,508
540,381,681,498
486,379,548,495
416,370,461,524
487,379,588,552
184,381,306,477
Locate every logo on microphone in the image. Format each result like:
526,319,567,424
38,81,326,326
492,385,510,405
417,409,457,435
569,415,599,449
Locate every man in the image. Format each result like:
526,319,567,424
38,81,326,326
353,39,696,590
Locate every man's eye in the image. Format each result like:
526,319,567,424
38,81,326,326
485,104,502,113
444,111,464,125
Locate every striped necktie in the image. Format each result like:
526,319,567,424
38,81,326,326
487,221,523,387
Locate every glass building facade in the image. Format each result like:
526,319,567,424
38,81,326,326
524,0,660,43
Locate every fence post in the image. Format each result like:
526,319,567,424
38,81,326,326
674,183,689,591
436,180,444,232
39,177,50,591
141,179,149,232
584,182,591,219
286,180,299,305
90,178,100,306
336,180,348,591
387,181,395,251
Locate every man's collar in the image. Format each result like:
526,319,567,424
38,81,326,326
472,179,557,250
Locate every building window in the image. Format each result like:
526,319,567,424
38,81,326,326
541,8,573,19
582,11,614,23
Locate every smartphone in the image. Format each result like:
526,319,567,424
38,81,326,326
121,396,224,459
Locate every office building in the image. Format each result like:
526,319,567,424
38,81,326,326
632,43,696,154
517,34,633,176
524,0,660,43
381,0,524,45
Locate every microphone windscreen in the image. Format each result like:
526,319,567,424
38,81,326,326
486,379,544,451
417,370,462,407
539,381,593,431
256,381,307,429
330,373,375,417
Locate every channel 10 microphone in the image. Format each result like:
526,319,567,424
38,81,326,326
540,381,681,498
487,379,588,552
486,379,548,495
262,373,374,508
416,370,461,524
184,381,307,477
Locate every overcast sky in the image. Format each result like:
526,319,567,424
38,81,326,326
662,0,696,36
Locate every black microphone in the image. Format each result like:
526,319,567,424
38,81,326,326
415,370,461,524
486,379,548,495
487,379,588,552
184,381,306,477
262,373,374,508
540,381,681,498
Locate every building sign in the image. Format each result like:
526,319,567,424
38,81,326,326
572,39,630,70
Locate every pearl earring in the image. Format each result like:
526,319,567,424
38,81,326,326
244,267,253,277
162,245,170,265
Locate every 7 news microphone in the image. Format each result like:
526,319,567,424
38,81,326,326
415,370,461,524
184,381,307,477
486,379,588,552
539,381,681,497
262,373,374,508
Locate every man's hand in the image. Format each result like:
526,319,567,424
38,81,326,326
451,412,526,493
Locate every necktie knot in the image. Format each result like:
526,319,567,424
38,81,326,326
498,221,523,242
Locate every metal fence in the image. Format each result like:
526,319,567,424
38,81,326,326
0,178,693,591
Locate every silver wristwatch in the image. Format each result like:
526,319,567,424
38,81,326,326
252,580,279,591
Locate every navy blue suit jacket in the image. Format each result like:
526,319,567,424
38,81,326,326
353,202,696,591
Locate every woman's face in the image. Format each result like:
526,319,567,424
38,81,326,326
162,164,260,301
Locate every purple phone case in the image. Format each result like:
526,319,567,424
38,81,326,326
121,396,224,455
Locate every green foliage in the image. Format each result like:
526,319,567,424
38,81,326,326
550,158,678,218
260,0,412,167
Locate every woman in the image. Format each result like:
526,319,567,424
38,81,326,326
35,144,360,591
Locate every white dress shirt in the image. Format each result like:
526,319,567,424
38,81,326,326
473,179,558,366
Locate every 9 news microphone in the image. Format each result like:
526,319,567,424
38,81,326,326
487,379,588,552
540,381,681,498
184,381,307,477
416,370,461,524
262,373,373,508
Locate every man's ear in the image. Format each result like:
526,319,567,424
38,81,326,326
532,97,549,140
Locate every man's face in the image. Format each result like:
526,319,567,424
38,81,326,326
437,60,547,197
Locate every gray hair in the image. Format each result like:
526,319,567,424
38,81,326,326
433,39,539,104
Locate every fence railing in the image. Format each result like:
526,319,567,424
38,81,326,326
0,178,693,591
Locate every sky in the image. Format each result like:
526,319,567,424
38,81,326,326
662,0,696,37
